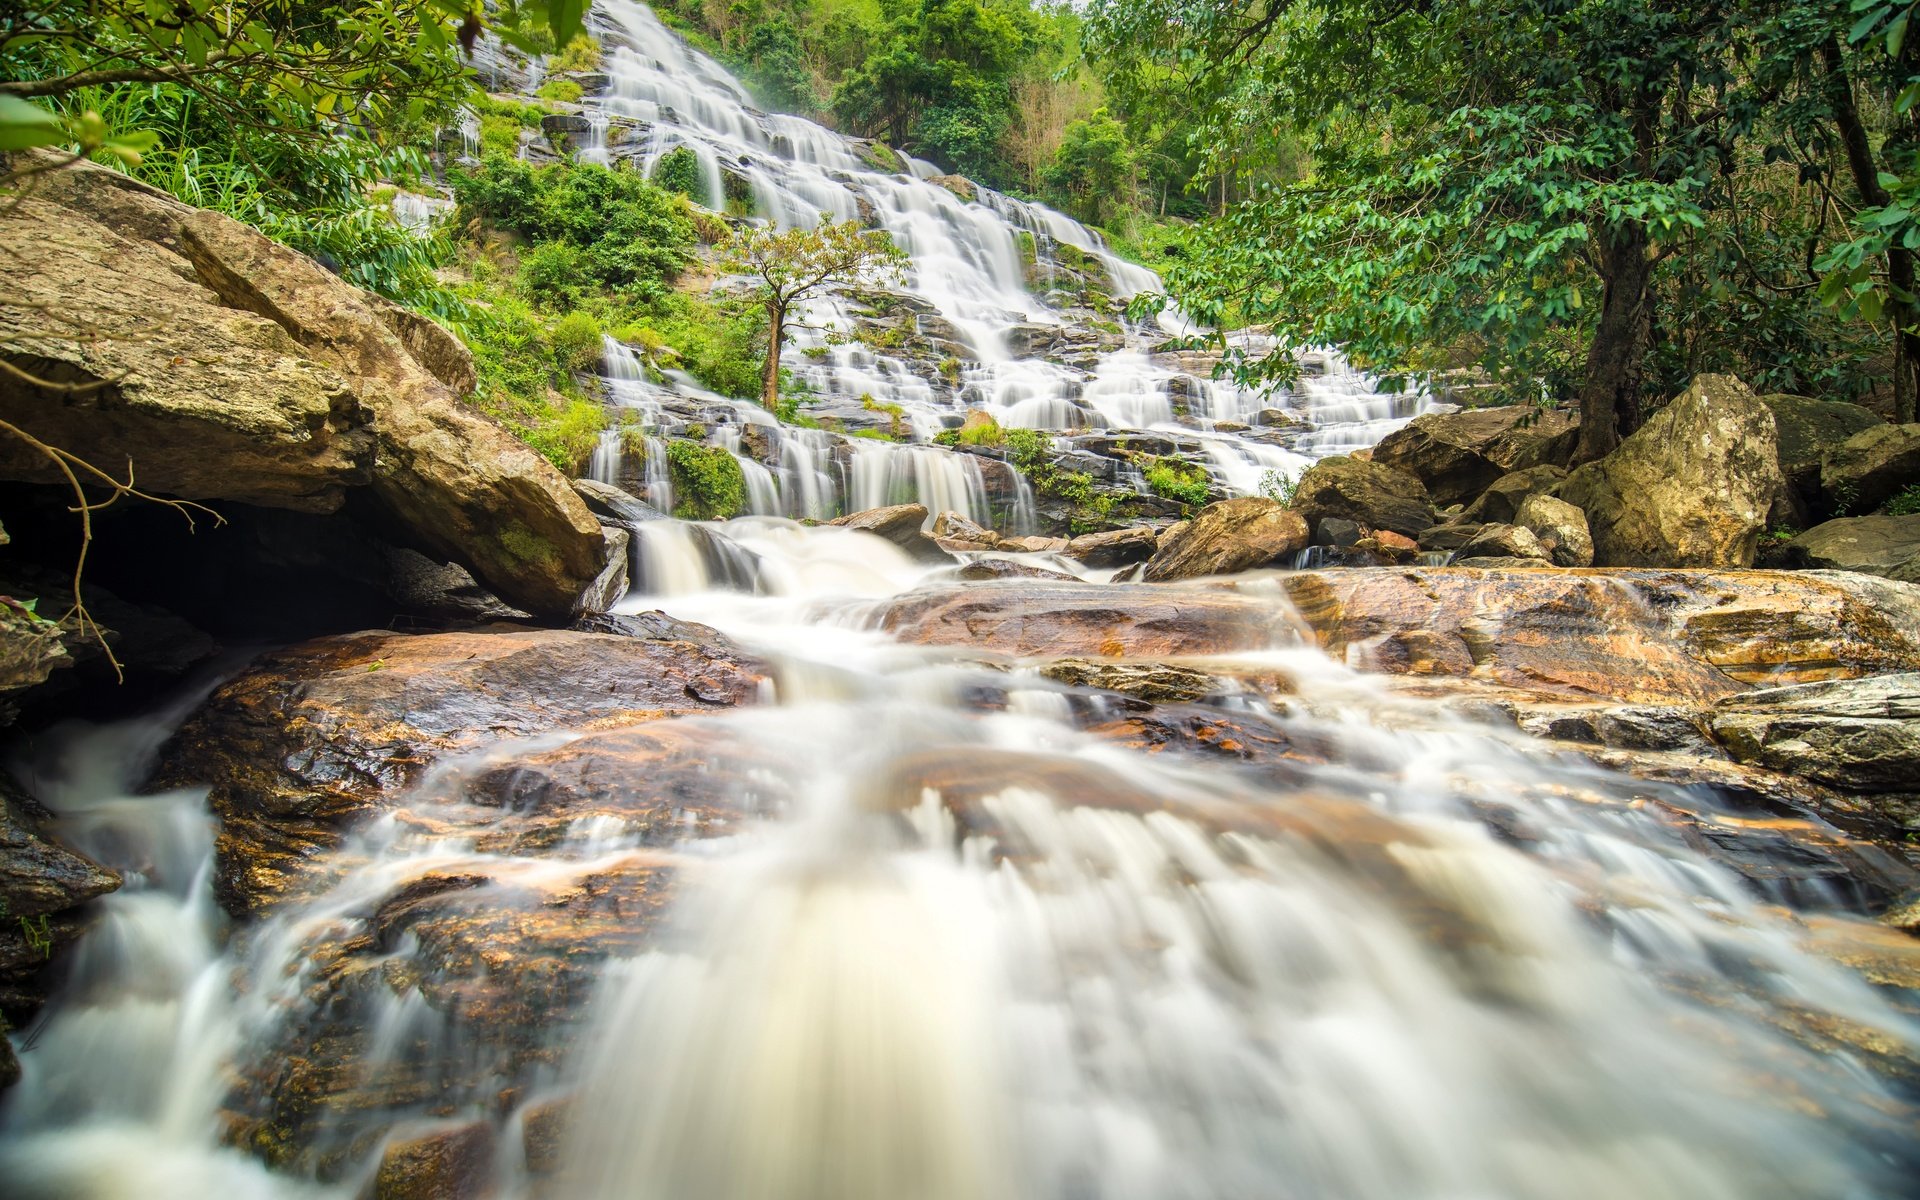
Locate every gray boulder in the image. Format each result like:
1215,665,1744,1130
1761,394,1884,520
1515,493,1594,568
1291,456,1433,538
1784,514,1920,582
1558,375,1782,567
1141,497,1309,581
1371,406,1578,506
1822,422,1920,515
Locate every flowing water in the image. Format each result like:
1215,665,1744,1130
4,521,1919,1199
533,0,1441,521
8,5,1917,1195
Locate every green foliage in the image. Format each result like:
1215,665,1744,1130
1143,457,1210,506
1886,484,1920,516
537,79,586,104
742,19,819,113
457,286,608,471
550,310,605,371
452,156,697,299
666,439,748,519
550,34,605,73
1043,109,1135,226
1259,469,1300,508
652,145,708,204
616,290,768,400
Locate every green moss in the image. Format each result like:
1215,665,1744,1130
499,524,560,574
666,439,747,519
478,114,526,158
537,79,585,104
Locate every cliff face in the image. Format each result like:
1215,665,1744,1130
0,158,611,623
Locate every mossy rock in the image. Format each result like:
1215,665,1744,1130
666,439,747,520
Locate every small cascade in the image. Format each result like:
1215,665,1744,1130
587,428,624,485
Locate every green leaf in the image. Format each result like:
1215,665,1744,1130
0,96,67,152
1850,6,1891,43
1891,12,1911,56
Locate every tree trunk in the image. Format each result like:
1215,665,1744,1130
1822,36,1920,421
761,302,785,412
1572,224,1655,463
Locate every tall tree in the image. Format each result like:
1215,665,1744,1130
719,219,907,411
1087,0,1781,461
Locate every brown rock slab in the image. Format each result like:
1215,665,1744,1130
870,580,1295,658
1141,497,1309,581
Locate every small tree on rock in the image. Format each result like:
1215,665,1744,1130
720,219,908,412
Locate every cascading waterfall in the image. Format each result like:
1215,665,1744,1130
561,0,1440,520
5,526,1918,1200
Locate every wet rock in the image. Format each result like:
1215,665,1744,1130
518,1095,575,1176
1460,465,1566,524
1141,497,1309,581
930,510,1001,551
1559,375,1783,568
153,627,766,916
381,549,533,623
1274,568,1920,703
0,160,610,618
951,559,1079,581
1821,422,1920,515
1710,674,1920,827
1782,514,1920,582
872,581,1296,658
578,525,631,612
573,477,664,525
1515,494,1594,568
573,608,735,651
1761,395,1884,519
1290,456,1433,538
1418,523,1483,553
927,173,977,202
828,502,949,563
1315,517,1365,548
0,776,119,1055
372,1119,494,1200
1062,525,1158,568
1456,523,1549,562
1038,658,1221,703
1372,407,1579,506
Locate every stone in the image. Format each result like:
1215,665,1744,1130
1515,493,1594,568
927,173,977,202
1140,497,1310,581
1456,523,1549,562
1062,526,1159,568
1315,517,1365,548
1418,523,1483,552
0,160,611,618
1274,567,1920,704
578,525,632,612
1370,529,1419,555
1710,674,1920,831
1761,394,1884,518
929,510,1001,550
379,548,531,622
373,1120,495,1200
1460,465,1566,524
1821,422,1920,514
871,581,1298,658
1783,514,1920,582
152,627,767,916
1371,407,1579,506
1558,375,1783,568
1290,456,1433,538
1039,658,1222,703
573,477,664,525
828,503,949,563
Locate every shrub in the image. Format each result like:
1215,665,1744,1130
550,310,604,372
519,240,593,307
457,289,608,472
452,156,696,297
478,114,525,158
537,79,585,104
652,145,706,204
1886,484,1920,516
956,410,1004,447
550,34,603,72
1144,457,1211,506
666,440,747,519
1259,468,1300,507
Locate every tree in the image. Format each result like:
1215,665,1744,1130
1043,108,1136,226
719,219,907,411
1086,0,1789,461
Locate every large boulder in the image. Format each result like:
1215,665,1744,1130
0,160,609,618
1289,457,1433,539
1276,567,1920,702
1558,375,1783,567
152,627,766,916
1710,674,1920,832
1141,497,1309,581
828,502,949,563
870,580,1298,658
1460,464,1567,524
1761,394,1884,519
1371,406,1578,506
1784,514,1920,582
1822,423,1920,515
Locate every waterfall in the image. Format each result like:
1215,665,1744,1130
573,0,1442,520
